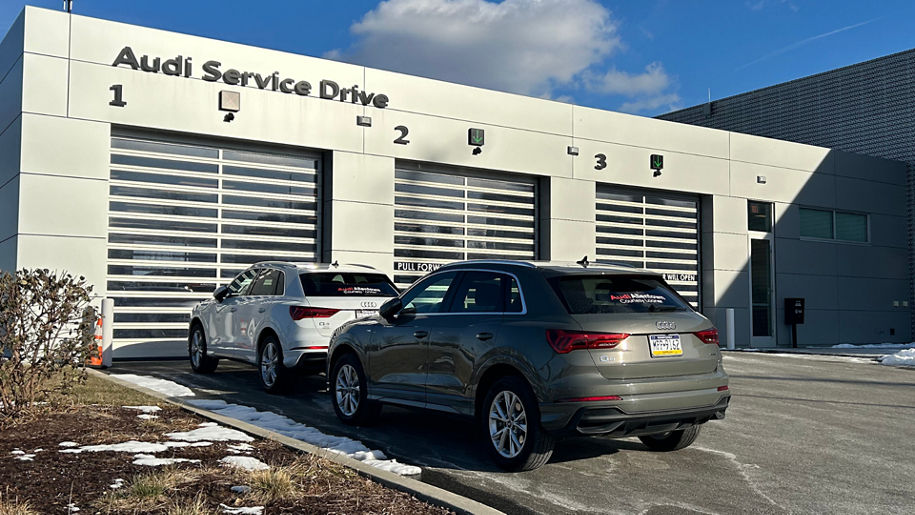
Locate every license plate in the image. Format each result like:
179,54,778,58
355,310,376,319
649,334,682,357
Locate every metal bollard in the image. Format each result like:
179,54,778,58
101,298,114,367
726,308,735,350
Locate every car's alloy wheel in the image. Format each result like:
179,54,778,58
335,363,360,417
488,390,528,459
480,376,554,471
330,353,381,425
258,335,289,394
188,325,217,373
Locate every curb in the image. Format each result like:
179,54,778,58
721,348,884,360
91,369,503,515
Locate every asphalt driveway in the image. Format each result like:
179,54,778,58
109,352,915,514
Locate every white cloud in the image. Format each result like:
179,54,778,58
585,62,671,97
328,0,620,97
619,93,681,114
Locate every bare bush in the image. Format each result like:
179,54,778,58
0,269,96,427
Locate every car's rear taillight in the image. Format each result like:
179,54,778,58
695,328,719,345
289,306,340,320
546,329,630,354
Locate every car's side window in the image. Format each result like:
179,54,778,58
273,271,286,296
227,269,258,296
401,272,459,314
449,271,523,313
249,269,282,296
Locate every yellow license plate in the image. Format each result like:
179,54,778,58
649,334,682,357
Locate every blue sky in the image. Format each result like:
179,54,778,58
2,0,914,116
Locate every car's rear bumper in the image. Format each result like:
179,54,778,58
541,392,730,437
286,348,328,370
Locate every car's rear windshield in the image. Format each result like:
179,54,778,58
299,272,398,297
550,274,691,314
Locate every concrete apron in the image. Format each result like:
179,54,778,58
92,369,503,515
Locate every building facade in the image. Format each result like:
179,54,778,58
0,7,910,357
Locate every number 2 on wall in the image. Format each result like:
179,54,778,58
594,153,607,170
394,125,410,145
109,84,127,107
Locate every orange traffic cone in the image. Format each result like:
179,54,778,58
89,316,104,367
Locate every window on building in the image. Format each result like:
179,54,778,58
799,208,868,242
835,212,868,242
747,201,772,232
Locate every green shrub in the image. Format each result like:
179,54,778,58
0,269,96,427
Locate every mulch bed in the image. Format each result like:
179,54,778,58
0,403,451,514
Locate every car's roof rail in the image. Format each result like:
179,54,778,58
440,259,537,269
345,263,379,270
592,260,638,268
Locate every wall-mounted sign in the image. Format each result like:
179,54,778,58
650,154,664,171
663,273,696,282
112,46,390,108
394,261,443,273
468,128,485,146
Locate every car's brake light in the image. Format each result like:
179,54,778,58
694,328,719,345
546,329,629,354
289,306,339,320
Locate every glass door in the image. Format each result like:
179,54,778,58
748,201,775,347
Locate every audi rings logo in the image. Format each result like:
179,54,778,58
656,321,677,331
360,301,378,308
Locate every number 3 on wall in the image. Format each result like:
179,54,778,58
594,153,607,170
109,84,127,107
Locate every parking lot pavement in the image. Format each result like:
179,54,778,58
110,353,915,514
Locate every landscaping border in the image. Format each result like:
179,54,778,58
93,369,502,515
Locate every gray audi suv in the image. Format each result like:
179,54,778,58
327,260,730,471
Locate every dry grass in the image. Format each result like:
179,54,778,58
0,489,38,515
165,492,210,515
247,468,297,504
103,467,200,512
64,374,162,407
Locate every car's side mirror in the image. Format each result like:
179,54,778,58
213,285,229,303
379,298,403,320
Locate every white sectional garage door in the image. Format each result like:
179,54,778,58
595,186,700,307
393,165,537,287
107,133,321,356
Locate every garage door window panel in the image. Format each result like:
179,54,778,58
107,134,320,353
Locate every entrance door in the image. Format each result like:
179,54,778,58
748,201,776,347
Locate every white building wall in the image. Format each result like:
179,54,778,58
5,6,910,350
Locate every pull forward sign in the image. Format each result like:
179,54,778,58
468,128,485,146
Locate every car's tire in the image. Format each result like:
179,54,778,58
188,324,218,373
330,353,381,425
481,376,554,471
258,334,291,394
639,425,702,452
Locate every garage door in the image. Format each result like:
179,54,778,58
393,166,537,287
107,133,321,357
595,186,700,307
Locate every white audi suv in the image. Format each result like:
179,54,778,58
188,261,398,393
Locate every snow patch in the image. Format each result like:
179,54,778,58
166,425,254,443
66,503,80,513
58,441,79,448
122,405,161,413
112,374,195,397
879,348,915,367
220,455,270,471
832,343,915,349
10,449,24,455
60,440,171,454
189,399,421,476
231,485,252,494
137,414,159,420
227,443,255,454
109,478,125,490
219,504,264,515
132,453,201,467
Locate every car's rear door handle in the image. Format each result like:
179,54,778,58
257,308,266,313
230,307,238,312
476,332,493,341
413,330,428,339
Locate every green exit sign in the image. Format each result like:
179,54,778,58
650,154,664,170
468,128,485,146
